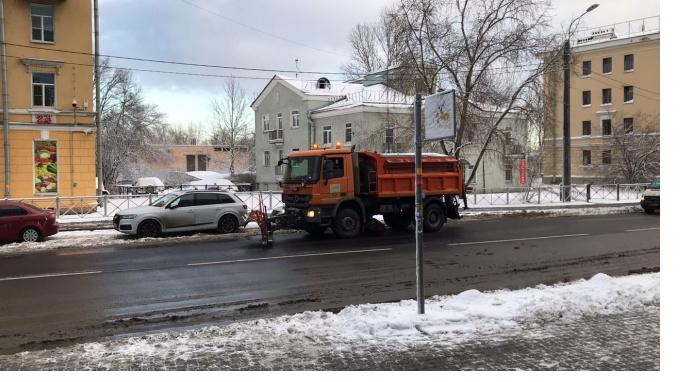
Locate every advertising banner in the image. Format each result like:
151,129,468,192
519,159,527,185
34,140,58,194
424,90,456,141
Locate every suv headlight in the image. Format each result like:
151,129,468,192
118,214,137,220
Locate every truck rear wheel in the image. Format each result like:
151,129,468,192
383,213,411,231
332,208,362,239
423,202,446,233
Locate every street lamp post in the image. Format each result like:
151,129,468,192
562,4,599,202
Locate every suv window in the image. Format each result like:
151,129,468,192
169,194,195,208
0,206,28,217
194,193,220,206
217,194,235,204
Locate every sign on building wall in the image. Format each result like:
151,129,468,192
34,140,58,194
520,159,527,185
424,90,456,141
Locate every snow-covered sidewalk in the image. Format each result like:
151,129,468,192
0,272,659,370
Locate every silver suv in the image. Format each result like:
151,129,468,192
113,191,248,237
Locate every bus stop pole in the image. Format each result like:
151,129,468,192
415,94,425,315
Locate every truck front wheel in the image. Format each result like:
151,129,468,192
423,202,446,233
333,208,362,239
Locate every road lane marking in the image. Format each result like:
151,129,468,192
625,227,660,232
0,270,102,282
187,248,394,267
448,233,590,246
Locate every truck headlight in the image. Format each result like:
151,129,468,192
307,210,316,218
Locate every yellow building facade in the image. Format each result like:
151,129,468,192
1,0,96,199
543,27,660,184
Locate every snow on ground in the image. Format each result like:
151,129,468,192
0,225,262,255
0,273,659,367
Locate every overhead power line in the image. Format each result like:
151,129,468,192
177,0,351,59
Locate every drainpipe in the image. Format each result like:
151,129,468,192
0,0,10,197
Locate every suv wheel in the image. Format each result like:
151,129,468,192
137,220,161,238
218,215,239,234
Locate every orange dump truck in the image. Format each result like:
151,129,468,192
272,147,464,238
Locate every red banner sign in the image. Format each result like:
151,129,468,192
519,159,527,185
35,114,53,124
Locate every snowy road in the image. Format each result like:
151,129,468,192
0,212,659,357
0,273,659,370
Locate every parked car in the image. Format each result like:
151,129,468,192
640,176,660,214
113,190,248,237
0,201,59,243
134,177,165,194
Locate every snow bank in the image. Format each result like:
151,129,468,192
7,273,656,363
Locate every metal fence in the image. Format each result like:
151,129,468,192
3,184,646,221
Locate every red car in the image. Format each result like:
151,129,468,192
0,201,59,243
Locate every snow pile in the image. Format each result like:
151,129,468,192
265,272,658,343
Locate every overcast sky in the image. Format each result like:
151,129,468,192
98,0,660,132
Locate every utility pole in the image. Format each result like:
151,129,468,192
414,93,424,315
94,0,103,195
1,0,10,198
562,4,599,202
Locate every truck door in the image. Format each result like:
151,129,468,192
320,155,349,205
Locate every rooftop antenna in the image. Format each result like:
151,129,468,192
295,58,300,78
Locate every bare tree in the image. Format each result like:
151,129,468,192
394,0,561,186
605,114,660,183
161,122,205,145
210,78,251,174
98,62,166,189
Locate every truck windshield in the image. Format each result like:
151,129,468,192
283,156,321,183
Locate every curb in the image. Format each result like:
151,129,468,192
56,202,641,231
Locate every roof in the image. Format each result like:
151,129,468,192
312,84,413,114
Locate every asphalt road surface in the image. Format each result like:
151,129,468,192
0,212,660,354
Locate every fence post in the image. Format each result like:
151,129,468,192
103,193,108,216
269,190,273,209
616,184,620,201
473,188,477,205
149,194,153,205
506,188,510,205
55,196,60,218
586,184,591,203
538,186,541,204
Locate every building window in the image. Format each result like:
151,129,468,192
275,150,283,175
186,155,196,172
32,72,55,107
582,150,591,166
197,155,208,171
31,4,54,43
277,113,283,130
264,151,271,167
345,123,352,142
291,110,300,128
582,90,591,106
385,125,395,152
624,54,634,71
602,119,612,136
582,120,591,136
262,114,270,132
603,57,612,74
505,163,513,182
323,126,332,145
624,86,634,103
582,60,591,76
624,117,634,134
602,150,612,165
602,88,612,105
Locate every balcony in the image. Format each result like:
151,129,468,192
268,129,283,144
